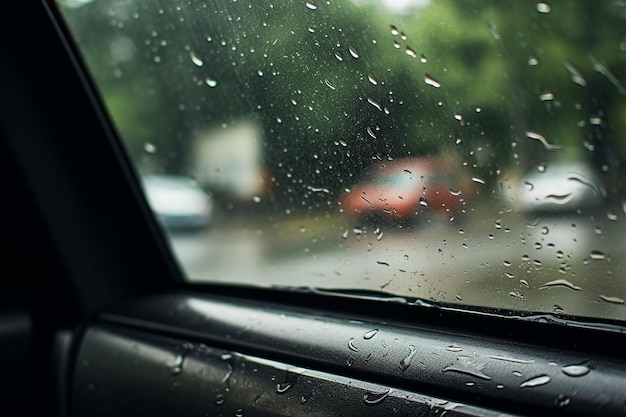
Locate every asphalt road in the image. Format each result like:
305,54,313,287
167,208,626,321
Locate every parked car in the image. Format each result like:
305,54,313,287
341,156,475,223
142,175,214,229
508,161,604,214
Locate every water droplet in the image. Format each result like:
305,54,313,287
508,291,526,300
555,394,571,408
348,338,359,352
190,51,203,67
276,382,292,393
424,73,441,88
364,388,392,405
367,74,378,85
526,131,563,151
205,78,218,87
324,79,336,90
534,242,543,249
348,46,359,59
539,279,582,291
252,195,262,203
512,371,523,377
390,25,399,36
420,53,427,63
471,177,485,185
446,345,463,352
377,231,384,241
490,355,534,364
399,345,416,372
168,354,184,375
536,2,551,13
564,61,587,87
589,250,605,260
520,375,551,388
443,363,492,380
144,143,157,153
367,126,377,138
215,394,225,405
561,364,590,377
539,92,554,101
367,98,382,111
599,295,625,304
362,329,378,340
520,279,530,288
541,226,549,235
405,47,417,58
341,229,349,239
305,1,317,10
334,52,343,61
545,193,574,204
346,356,354,367
528,55,539,66
376,261,390,267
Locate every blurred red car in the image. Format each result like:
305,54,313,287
341,156,474,223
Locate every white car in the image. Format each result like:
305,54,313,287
511,161,603,213
142,175,214,229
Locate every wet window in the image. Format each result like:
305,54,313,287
57,0,626,322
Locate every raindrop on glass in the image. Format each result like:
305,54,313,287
190,51,203,67
424,74,441,88
599,295,625,304
536,2,551,13
590,250,605,260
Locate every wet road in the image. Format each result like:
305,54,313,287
166,208,626,321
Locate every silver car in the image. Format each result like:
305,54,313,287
142,175,214,229
512,161,603,213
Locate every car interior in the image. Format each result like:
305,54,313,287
2,1,626,416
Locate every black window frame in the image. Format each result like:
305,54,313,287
2,1,626,416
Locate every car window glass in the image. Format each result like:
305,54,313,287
56,0,626,323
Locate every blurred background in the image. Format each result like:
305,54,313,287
58,0,626,320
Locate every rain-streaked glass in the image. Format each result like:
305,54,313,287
57,0,626,322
